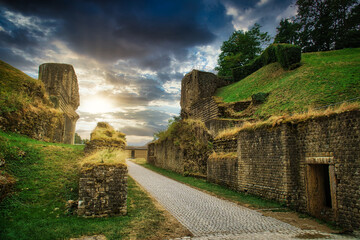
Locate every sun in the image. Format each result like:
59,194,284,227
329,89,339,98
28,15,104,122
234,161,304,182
79,97,115,114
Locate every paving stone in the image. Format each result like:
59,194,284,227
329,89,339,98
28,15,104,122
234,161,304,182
127,161,355,239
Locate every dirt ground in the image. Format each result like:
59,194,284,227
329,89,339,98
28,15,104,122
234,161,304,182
260,210,339,234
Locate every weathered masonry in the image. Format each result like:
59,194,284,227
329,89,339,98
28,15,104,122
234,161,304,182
78,163,128,217
39,63,80,144
208,110,360,230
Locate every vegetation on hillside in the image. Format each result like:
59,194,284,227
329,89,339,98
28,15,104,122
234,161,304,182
215,48,360,119
0,60,63,141
215,23,271,78
0,131,188,239
154,118,212,176
0,60,49,114
232,43,302,81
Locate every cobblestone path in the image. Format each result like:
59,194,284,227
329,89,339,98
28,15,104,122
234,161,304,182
127,161,353,239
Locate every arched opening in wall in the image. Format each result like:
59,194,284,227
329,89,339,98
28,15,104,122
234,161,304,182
306,163,337,220
131,150,135,159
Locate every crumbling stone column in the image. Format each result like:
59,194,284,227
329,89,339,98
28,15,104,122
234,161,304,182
38,63,80,144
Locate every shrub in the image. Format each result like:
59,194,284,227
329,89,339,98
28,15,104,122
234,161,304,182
232,44,302,81
232,56,263,81
261,44,277,65
251,92,270,104
275,44,302,69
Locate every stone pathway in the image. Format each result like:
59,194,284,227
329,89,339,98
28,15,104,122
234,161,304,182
127,161,353,239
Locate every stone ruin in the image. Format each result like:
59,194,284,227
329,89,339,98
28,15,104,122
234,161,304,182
78,122,128,218
180,70,229,119
149,68,360,230
38,63,80,144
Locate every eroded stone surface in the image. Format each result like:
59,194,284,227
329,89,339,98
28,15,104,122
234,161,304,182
78,163,127,217
180,70,229,119
38,63,80,144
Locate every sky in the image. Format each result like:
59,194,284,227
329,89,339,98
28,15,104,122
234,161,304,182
0,0,296,146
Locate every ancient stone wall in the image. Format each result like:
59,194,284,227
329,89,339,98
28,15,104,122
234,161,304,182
147,120,212,177
180,70,229,118
38,63,80,144
205,119,244,136
294,111,360,229
237,125,292,202
189,97,220,122
213,138,238,153
78,163,127,217
207,110,360,230
147,139,185,174
207,156,238,191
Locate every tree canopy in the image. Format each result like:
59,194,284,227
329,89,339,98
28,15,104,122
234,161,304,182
215,24,270,77
274,18,300,45
275,0,360,52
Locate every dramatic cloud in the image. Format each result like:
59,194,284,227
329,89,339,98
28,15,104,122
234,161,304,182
0,0,296,145
223,0,296,35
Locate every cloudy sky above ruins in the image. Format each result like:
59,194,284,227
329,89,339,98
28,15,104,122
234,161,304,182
0,0,296,145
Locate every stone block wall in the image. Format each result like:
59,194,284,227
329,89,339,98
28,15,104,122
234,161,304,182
78,163,127,217
207,110,360,230
205,119,244,136
207,155,238,191
189,97,220,122
181,70,229,118
237,125,291,202
147,139,185,174
294,111,360,229
213,139,238,153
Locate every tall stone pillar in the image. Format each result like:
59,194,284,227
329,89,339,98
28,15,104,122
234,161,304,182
39,63,80,144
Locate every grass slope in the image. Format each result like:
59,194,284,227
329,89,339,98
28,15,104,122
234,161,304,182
216,48,360,118
0,60,49,114
0,132,186,240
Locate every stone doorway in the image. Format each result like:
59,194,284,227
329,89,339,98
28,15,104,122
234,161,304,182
306,163,336,219
131,150,135,159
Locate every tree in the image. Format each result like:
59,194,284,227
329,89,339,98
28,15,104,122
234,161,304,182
216,23,271,77
74,133,82,144
274,18,301,45
295,0,359,52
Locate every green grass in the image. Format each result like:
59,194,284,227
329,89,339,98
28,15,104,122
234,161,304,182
0,60,48,115
215,48,360,118
132,159,284,209
0,131,176,240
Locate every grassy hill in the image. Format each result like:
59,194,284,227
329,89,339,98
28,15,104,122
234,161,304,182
0,60,49,115
215,48,360,119
0,131,188,239
0,60,63,141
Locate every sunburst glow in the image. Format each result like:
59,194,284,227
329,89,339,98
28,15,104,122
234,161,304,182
79,97,115,114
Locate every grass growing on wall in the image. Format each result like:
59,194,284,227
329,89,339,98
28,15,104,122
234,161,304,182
80,149,127,165
216,48,360,119
90,122,126,145
0,131,184,239
131,158,284,209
